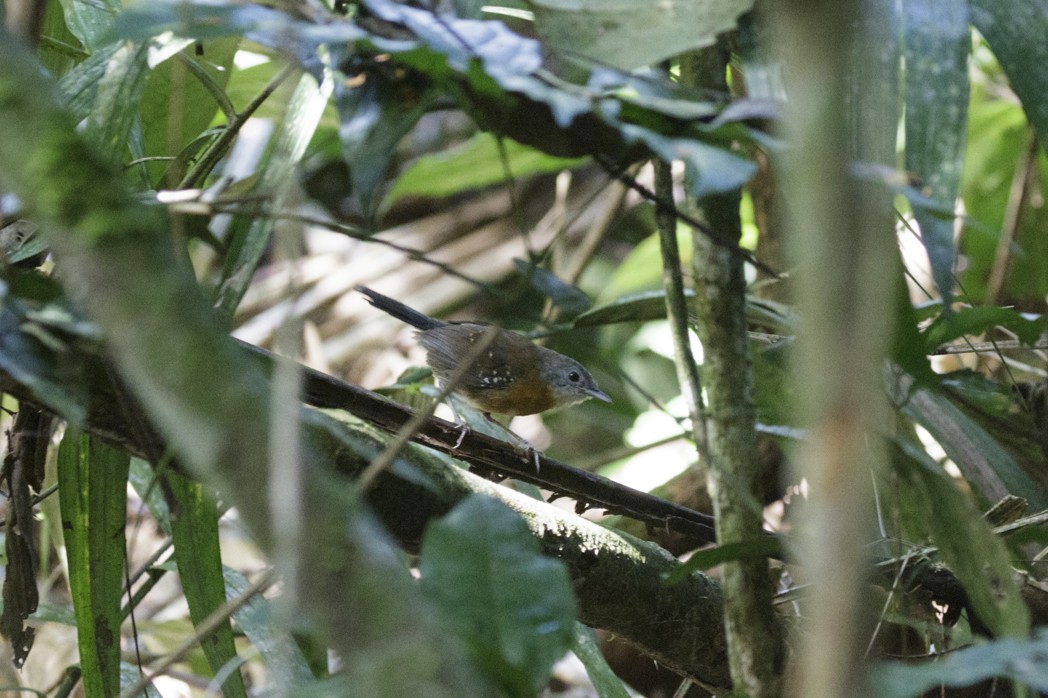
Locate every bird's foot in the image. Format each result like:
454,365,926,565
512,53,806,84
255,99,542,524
482,413,542,472
452,422,469,450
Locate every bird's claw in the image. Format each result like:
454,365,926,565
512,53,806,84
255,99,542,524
452,422,469,450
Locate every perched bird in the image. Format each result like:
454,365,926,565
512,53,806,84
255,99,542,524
357,286,611,465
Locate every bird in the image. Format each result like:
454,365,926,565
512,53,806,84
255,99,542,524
357,285,611,466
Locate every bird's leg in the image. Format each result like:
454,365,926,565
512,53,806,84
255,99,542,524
437,385,470,449
448,405,470,450
483,413,542,472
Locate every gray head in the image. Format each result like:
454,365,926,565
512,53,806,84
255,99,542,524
536,347,612,409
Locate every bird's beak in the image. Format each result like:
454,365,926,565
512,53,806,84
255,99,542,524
587,387,612,403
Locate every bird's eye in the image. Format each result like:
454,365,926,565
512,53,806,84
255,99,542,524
568,371,581,382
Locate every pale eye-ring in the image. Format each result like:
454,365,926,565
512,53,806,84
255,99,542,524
568,371,581,382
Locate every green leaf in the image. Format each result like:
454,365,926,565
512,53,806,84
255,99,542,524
513,260,592,316
120,662,162,697
419,495,576,698
570,624,631,698
223,566,316,690
575,289,684,327
39,0,86,76
308,0,753,191
107,1,302,43
892,275,937,387
902,0,969,305
167,472,248,698
127,457,172,535
922,305,1045,350
0,295,88,425
138,38,240,185
870,627,1048,697
576,288,797,333
891,436,1030,638
115,0,763,201
970,1,1048,151
82,41,152,159
216,71,332,315
57,0,121,51
896,375,1048,510
386,132,585,206
1,221,47,265
57,431,131,698
333,62,437,218
531,0,754,71
665,536,783,582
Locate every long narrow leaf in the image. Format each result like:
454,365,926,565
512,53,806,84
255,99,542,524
897,378,1048,510
166,471,248,698
891,436,1029,638
57,431,131,698
970,0,1048,150
902,0,969,305
223,566,316,690
570,624,630,698
215,70,332,314
57,0,121,51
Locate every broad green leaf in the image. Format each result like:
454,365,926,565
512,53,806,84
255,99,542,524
1,221,46,265
216,70,332,314
570,624,630,698
333,61,437,218
970,1,1048,152
902,0,969,305
0,294,88,424
891,436,1029,638
138,38,240,186
386,132,585,206
57,431,130,698
58,0,121,51
59,42,126,121
39,0,85,76
167,472,248,698
107,2,308,44
576,290,686,326
514,260,592,316
120,662,162,697
576,288,797,334
665,536,783,582
455,0,486,19
127,457,172,535
82,41,152,159
870,626,1048,697
530,0,754,72
735,10,785,102
223,566,316,690
892,275,937,387
896,375,1048,510
922,305,1044,350
419,495,576,698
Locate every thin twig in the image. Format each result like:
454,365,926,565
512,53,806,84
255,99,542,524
165,201,492,290
985,130,1038,306
655,159,710,465
593,151,778,277
562,176,630,287
179,64,297,189
931,338,1048,355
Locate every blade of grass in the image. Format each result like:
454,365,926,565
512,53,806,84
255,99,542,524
166,471,248,698
57,430,131,698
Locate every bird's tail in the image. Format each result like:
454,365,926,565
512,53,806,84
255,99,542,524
356,286,445,330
